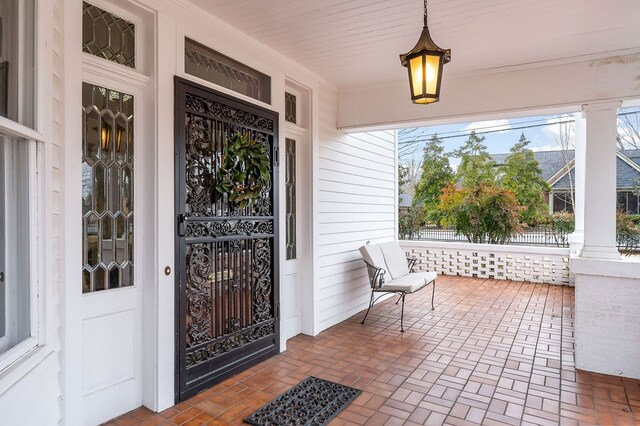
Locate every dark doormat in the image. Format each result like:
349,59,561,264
244,376,362,426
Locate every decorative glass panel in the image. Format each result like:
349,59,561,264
285,92,296,124
82,2,135,68
285,138,296,260
82,82,134,293
184,37,271,104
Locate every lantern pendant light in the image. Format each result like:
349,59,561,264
400,0,451,104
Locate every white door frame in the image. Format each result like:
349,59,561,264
62,0,157,423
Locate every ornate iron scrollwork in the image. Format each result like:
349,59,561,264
185,244,213,347
185,220,274,238
185,322,275,367
185,94,274,132
253,239,273,323
177,81,278,396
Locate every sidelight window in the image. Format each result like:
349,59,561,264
285,138,296,260
82,82,134,293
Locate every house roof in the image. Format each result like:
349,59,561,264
492,149,640,190
492,150,575,182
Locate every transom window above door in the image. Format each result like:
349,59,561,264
82,1,136,68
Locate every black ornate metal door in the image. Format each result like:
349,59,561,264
174,78,279,401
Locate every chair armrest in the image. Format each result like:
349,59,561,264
406,257,418,272
362,259,387,289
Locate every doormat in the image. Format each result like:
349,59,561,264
244,376,362,426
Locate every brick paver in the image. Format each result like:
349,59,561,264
107,277,640,425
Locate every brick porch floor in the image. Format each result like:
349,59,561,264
108,276,640,425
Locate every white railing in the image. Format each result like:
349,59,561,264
400,240,570,285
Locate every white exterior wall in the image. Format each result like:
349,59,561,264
315,84,397,331
400,241,570,285
0,0,63,423
572,258,640,379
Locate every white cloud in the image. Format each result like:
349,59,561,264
530,144,563,152
542,114,576,149
463,119,511,133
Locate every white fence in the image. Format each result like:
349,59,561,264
400,240,570,285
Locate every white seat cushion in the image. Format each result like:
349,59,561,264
379,242,410,280
359,244,389,273
381,271,437,293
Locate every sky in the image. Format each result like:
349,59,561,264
398,107,640,169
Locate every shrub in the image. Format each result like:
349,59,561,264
438,184,523,244
398,206,422,240
544,212,575,246
617,210,640,254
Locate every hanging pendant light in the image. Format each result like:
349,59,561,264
400,0,451,104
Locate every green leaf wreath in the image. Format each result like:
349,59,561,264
215,133,271,209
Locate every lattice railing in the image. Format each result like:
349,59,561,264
400,241,570,285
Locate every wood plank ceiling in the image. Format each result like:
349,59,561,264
187,0,640,90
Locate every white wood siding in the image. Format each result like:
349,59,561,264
316,84,396,331
0,1,63,423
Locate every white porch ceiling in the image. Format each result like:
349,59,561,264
188,0,640,90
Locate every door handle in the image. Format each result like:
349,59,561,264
0,272,4,283
177,214,186,237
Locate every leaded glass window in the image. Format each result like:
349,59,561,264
82,2,135,68
82,83,134,293
285,138,296,260
185,37,271,104
285,92,297,124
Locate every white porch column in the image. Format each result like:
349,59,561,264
568,113,585,251
579,101,621,260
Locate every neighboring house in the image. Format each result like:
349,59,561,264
492,149,640,214
399,193,413,207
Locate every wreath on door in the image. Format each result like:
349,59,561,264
215,132,271,209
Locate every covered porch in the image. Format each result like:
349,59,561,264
2,0,640,424
110,276,640,425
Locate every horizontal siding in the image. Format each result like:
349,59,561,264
316,84,396,331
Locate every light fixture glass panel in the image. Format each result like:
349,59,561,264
425,54,440,95
409,56,423,98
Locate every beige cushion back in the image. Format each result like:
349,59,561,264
359,244,389,273
379,242,409,280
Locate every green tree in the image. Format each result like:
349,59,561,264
499,133,551,225
438,183,523,244
453,131,495,188
413,134,454,222
398,163,409,203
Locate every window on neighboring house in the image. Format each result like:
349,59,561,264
0,0,39,362
552,192,574,213
617,190,639,215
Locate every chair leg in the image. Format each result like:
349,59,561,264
400,293,406,332
361,290,375,325
431,280,435,310
395,294,402,305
